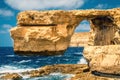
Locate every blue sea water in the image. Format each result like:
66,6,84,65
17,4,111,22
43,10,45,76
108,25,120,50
0,47,86,80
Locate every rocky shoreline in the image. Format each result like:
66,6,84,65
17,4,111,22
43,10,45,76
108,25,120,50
1,64,120,80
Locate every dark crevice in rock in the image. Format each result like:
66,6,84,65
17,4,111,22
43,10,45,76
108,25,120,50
92,71,120,78
111,38,120,44
15,50,65,56
18,24,57,26
91,16,114,26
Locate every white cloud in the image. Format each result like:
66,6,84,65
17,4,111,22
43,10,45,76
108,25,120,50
95,4,108,9
2,24,12,29
0,9,14,17
5,0,85,10
75,20,90,32
0,24,12,34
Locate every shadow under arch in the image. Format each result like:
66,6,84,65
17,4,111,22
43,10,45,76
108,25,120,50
90,15,117,46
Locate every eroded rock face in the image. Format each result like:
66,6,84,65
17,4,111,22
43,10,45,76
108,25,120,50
89,16,117,46
10,8,120,56
11,25,71,55
83,45,120,74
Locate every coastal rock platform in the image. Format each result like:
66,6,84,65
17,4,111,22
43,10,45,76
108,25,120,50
1,64,120,80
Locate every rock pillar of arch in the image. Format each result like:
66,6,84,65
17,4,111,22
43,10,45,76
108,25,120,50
82,9,120,74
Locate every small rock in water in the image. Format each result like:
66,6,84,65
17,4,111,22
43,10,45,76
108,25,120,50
0,73,22,80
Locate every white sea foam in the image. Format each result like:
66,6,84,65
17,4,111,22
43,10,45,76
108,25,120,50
50,72,74,79
35,60,39,63
0,65,35,74
77,57,87,64
49,72,74,77
27,73,74,80
18,60,31,64
6,55,15,57
74,52,83,56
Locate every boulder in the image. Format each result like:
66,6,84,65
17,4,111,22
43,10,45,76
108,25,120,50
0,73,22,80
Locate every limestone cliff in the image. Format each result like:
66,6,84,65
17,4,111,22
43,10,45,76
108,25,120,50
11,24,71,55
11,8,120,55
70,32,90,47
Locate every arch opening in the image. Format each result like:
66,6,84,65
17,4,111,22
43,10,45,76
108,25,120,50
75,20,90,32
70,20,90,47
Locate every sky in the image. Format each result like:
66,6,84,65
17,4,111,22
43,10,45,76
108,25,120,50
0,0,120,47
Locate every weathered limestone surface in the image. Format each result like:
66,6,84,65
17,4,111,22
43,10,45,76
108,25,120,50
70,32,90,47
11,25,71,55
84,45,120,74
17,10,78,26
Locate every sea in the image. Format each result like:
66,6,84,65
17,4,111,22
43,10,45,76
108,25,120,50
0,47,87,80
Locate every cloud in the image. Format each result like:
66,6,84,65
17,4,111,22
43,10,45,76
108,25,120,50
95,4,108,9
75,20,90,32
0,24,12,34
5,0,85,10
2,24,12,29
0,9,14,17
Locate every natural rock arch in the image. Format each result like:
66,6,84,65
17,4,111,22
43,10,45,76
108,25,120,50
10,8,120,56
10,8,120,74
